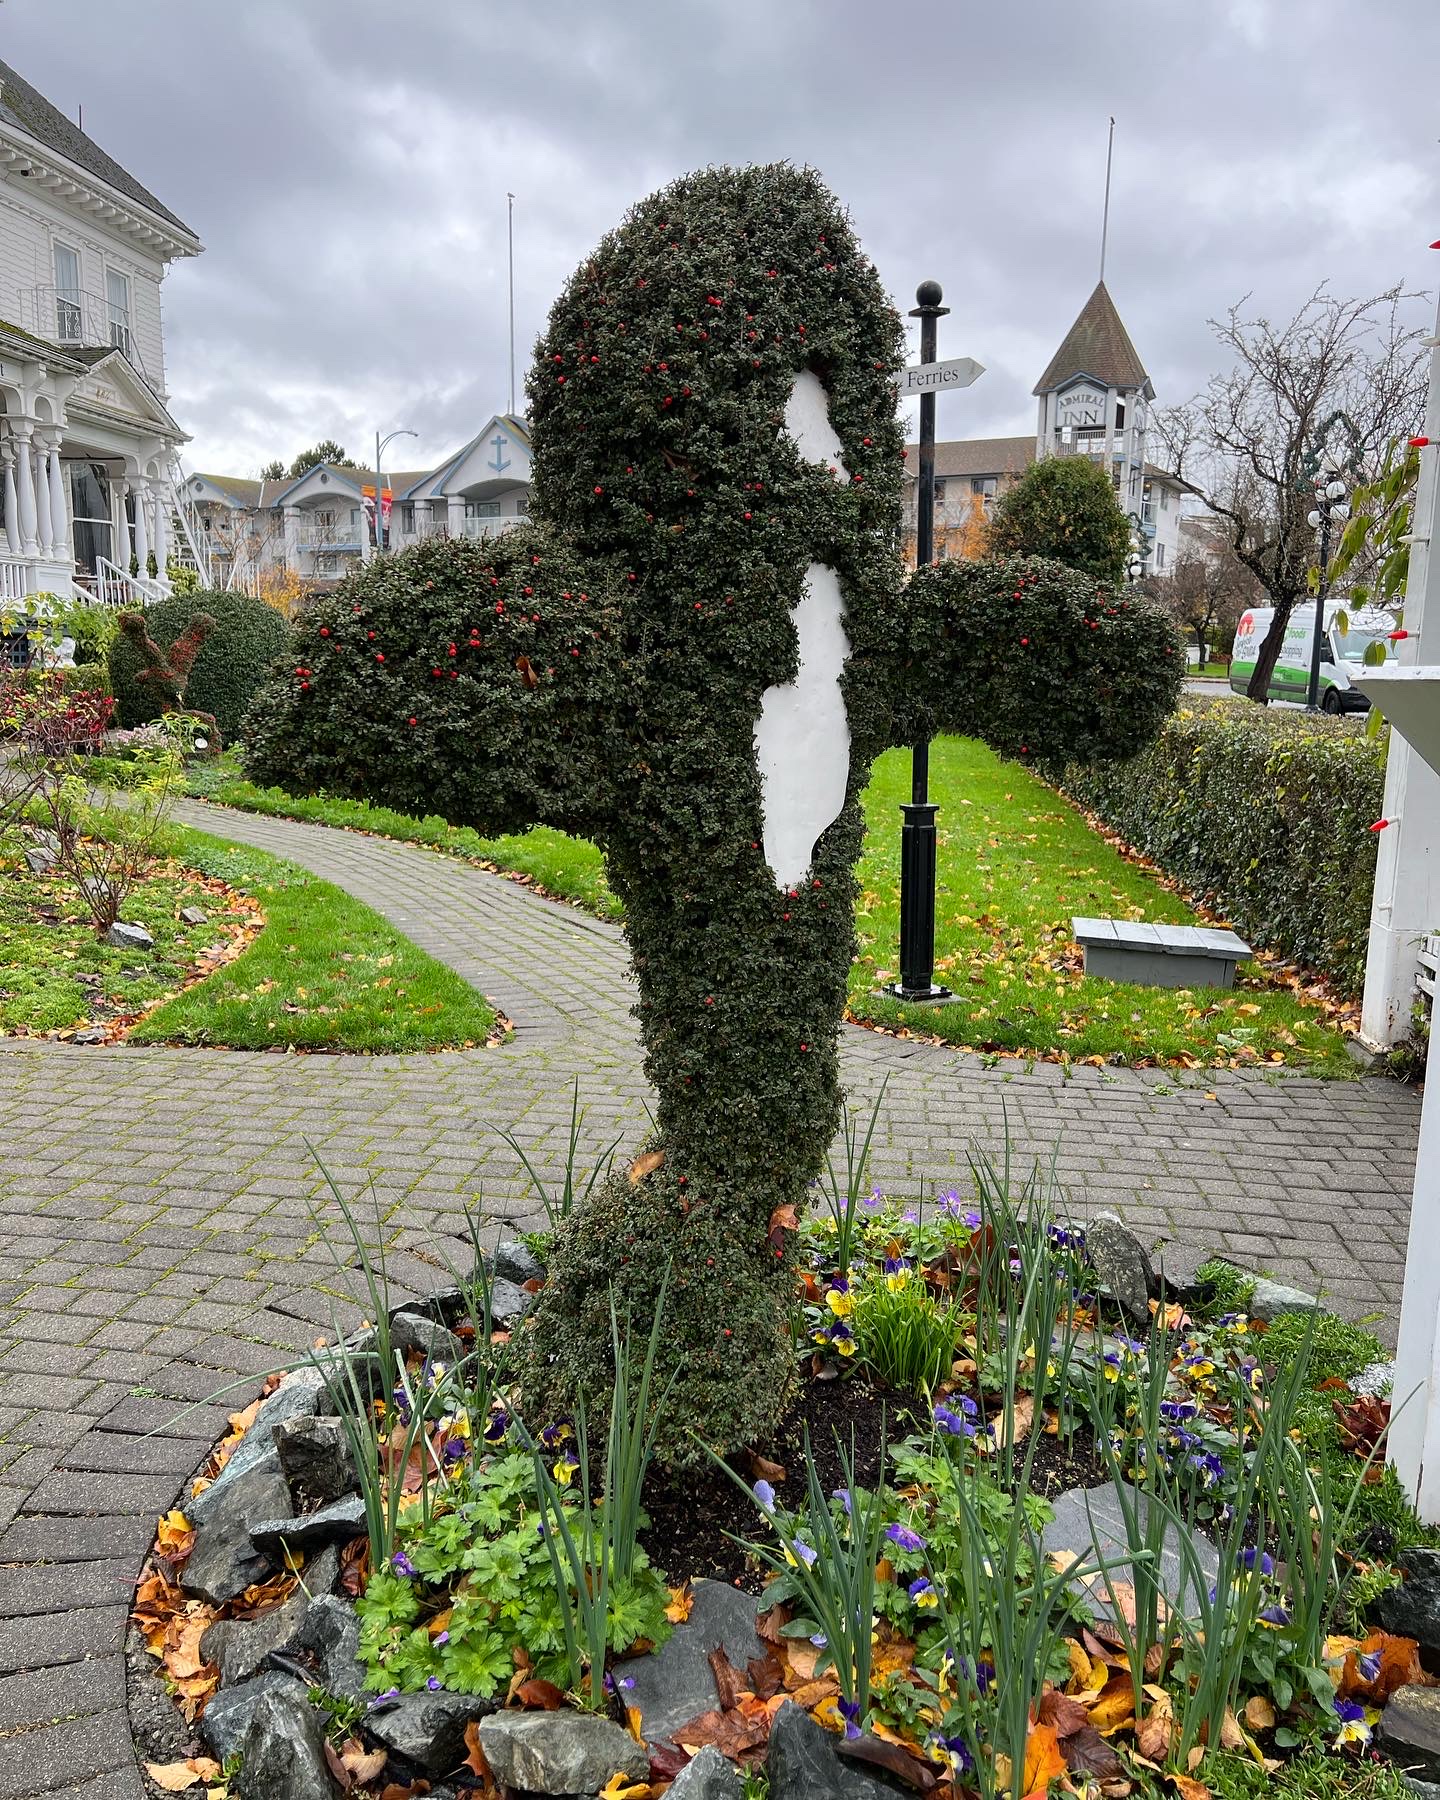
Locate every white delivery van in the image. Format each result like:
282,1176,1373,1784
1229,601,1396,711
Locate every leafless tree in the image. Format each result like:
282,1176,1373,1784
1146,527,1261,670
1157,286,1427,701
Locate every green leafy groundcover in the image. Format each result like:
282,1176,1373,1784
1059,700,1385,996
133,831,499,1052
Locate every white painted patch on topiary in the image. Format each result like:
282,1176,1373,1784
754,560,852,889
782,368,850,481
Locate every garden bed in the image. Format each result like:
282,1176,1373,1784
127,1150,1431,1800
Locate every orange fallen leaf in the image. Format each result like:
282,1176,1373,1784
628,1149,665,1186
666,1585,694,1624
144,1760,221,1793
1022,1721,1067,1795
463,1719,490,1778
1242,1695,1276,1732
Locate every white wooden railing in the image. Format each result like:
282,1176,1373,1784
76,557,167,610
1420,934,1438,1022
0,556,28,604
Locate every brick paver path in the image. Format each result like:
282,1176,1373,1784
0,800,1420,1795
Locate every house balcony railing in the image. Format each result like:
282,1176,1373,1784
25,286,150,378
294,524,361,551
458,514,527,541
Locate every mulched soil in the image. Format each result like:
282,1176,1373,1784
641,1371,1110,1590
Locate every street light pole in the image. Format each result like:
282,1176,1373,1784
891,279,952,1003
1305,462,1351,711
372,426,418,560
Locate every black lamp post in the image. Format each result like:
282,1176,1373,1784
1305,461,1352,712
888,280,952,1003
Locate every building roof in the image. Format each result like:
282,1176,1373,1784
0,317,85,370
905,435,1036,481
0,60,196,239
1033,281,1149,396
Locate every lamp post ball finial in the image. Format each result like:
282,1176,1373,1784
913,278,944,312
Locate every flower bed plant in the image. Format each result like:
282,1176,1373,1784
132,1133,1430,1800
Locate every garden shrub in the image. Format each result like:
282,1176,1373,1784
242,163,1182,1459
1059,699,1385,994
108,588,291,737
984,455,1132,585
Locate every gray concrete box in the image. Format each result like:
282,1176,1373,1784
1071,917,1251,990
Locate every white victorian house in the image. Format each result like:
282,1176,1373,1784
0,59,206,612
187,414,532,592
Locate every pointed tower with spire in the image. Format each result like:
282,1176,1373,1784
1033,280,1154,525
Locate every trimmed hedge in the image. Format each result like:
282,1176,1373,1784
108,590,291,737
1059,699,1385,993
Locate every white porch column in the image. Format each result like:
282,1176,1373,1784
46,441,67,568
33,445,54,559
412,498,431,541
14,428,39,558
114,476,132,573
446,494,465,538
1360,292,1440,1049
133,479,151,574
151,486,168,577
282,503,300,570
2,441,18,557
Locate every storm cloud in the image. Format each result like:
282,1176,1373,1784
5,0,1435,474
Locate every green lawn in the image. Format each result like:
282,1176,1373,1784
174,742,1353,1072
0,842,242,1036
852,739,1352,1073
132,831,500,1051
184,757,621,918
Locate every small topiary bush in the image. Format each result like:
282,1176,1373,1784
1059,699,1385,994
985,455,1132,585
108,589,291,738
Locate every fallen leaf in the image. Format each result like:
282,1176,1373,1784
1168,1776,1211,1800
1022,1721,1067,1794
628,1149,665,1185
339,1741,387,1782
1089,1676,1138,1734
708,1647,745,1713
144,1761,221,1793
988,1393,1035,1449
745,1449,787,1485
838,1733,942,1792
666,1584,694,1624
516,1678,566,1710
463,1719,490,1778
673,1705,771,1760
767,1203,800,1254
1242,1695,1276,1732
1062,1724,1125,1780
1037,1688,1091,1739
1135,1692,1176,1762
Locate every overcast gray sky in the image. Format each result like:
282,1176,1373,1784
6,0,1436,475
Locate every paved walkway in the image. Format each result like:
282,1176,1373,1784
0,801,1421,1796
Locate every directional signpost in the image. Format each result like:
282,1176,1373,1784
887,284,985,1003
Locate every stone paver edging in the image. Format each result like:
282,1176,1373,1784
0,798,1421,1795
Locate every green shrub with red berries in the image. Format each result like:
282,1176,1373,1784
241,163,1181,1462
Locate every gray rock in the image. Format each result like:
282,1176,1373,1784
368,1689,496,1776
201,1548,336,1686
1084,1212,1155,1323
200,1669,310,1763
103,920,154,952
195,1367,327,1511
1380,1684,1440,1784
488,1276,534,1327
479,1711,649,1794
389,1308,465,1369
274,1414,357,1506
24,845,55,874
492,1239,545,1286
281,1592,366,1702
250,1494,367,1557
1150,1242,1215,1301
1042,1481,1218,1622
184,1457,293,1606
1406,1780,1440,1799
1374,1548,1440,1652
627,1580,764,1745
767,1703,900,1799
235,1685,339,1799
179,905,209,925
668,1744,744,1798
1249,1277,1322,1321
1353,1360,1396,1399
71,1028,108,1046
